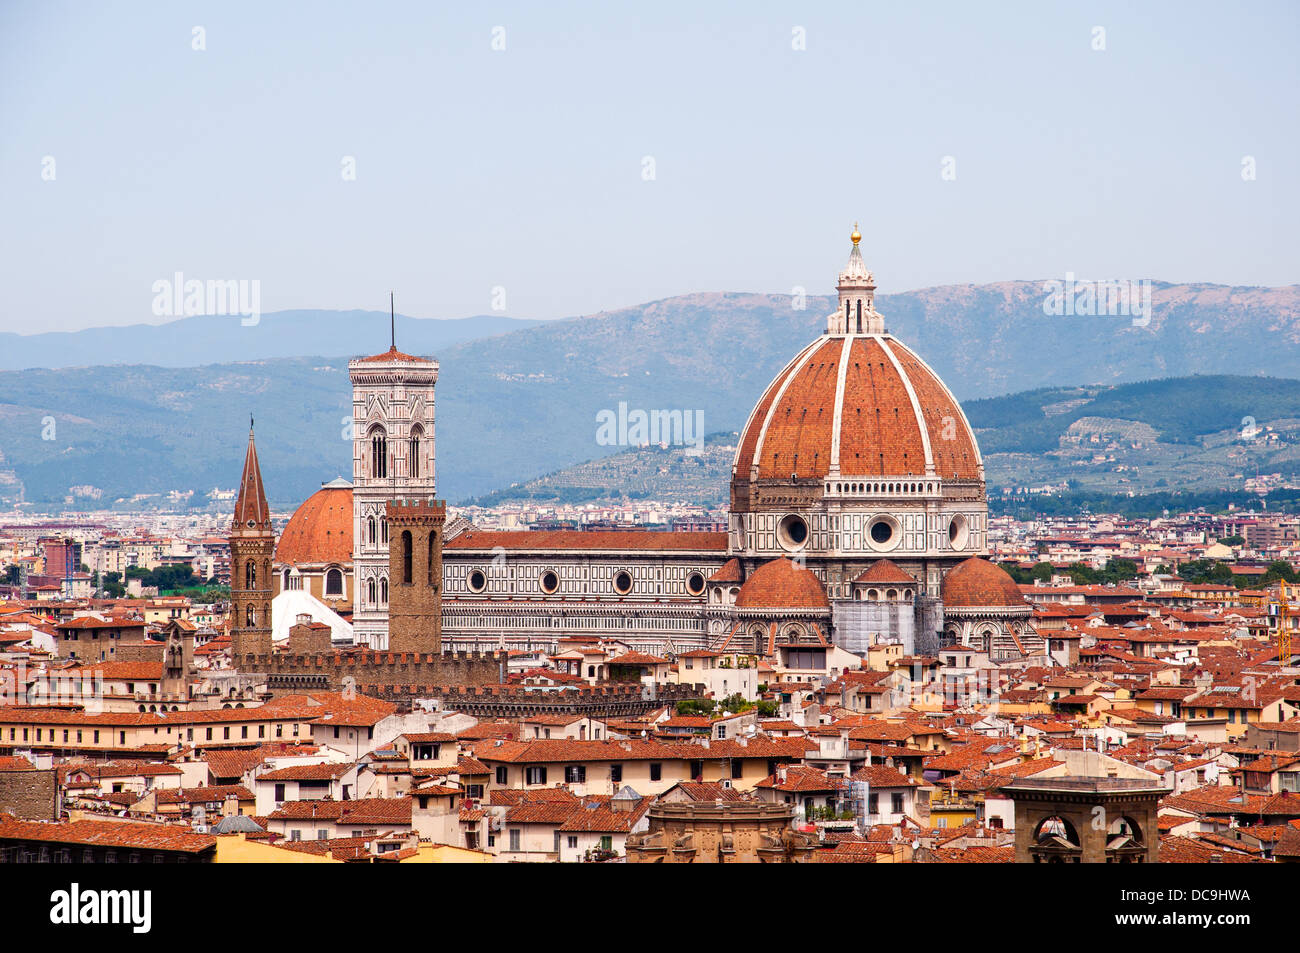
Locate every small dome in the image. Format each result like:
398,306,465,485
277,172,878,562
735,558,829,610
942,557,1025,609
708,558,743,583
276,482,353,567
854,559,916,586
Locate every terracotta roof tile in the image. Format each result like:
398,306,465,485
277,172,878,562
446,530,727,553
942,557,1027,608
854,559,917,585
268,797,412,824
0,813,215,854
735,558,828,610
276,485,354,567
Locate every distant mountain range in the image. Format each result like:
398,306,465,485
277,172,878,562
0,310,544,371
465,377,1300,508
1,281,1298,509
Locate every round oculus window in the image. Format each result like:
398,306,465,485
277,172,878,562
778,514,809,549
868,517,899,550
540,570,559,594
467,569,487,593
948,515,970,551
686,571,706,596
613,571,633,595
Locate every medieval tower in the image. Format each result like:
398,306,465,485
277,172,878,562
229,423,274,657
385,498,446,654
348,341,439,649
225,418,501,697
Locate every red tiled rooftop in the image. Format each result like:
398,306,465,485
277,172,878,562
275,484,354,567
355,346,427,364
942,558,1027,609
446,530,727,553
854,559,917,586
735,558,829,610
0,813,216,854
735,336,980,481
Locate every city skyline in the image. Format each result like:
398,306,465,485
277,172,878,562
3,0,1300,903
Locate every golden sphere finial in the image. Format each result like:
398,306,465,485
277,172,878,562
851,222,861,245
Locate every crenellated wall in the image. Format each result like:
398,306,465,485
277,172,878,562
238,648,503,698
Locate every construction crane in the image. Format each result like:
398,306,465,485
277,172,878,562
1270,580,1296,665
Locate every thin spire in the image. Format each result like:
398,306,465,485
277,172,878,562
233,422,271,529
390,291,395,350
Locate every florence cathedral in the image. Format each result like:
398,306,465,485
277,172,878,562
239,228,1046,678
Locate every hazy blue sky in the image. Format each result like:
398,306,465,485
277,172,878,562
2,0,1297,333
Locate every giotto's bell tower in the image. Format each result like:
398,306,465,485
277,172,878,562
348,333,438,650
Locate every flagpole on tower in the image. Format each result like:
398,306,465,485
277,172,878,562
390,291,395,350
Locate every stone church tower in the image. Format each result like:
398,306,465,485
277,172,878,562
385,498,446,654
229,422,274,657
348,341,439,649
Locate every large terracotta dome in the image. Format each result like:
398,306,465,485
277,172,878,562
735,558,829,610
941,557,1026,609
276,479,354,567
734,334,981,483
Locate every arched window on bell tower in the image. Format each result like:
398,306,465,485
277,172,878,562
245,560,256,590
856,299,862,333
367,515,376,546
409,426,423,480
401,530,413,584
427,532,435,586
369,426,388,480
367,577,377,606
245,605,255,627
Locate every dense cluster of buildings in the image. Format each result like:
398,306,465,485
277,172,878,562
991,512,1300,578
0,519,231,601
2,231,1299,863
